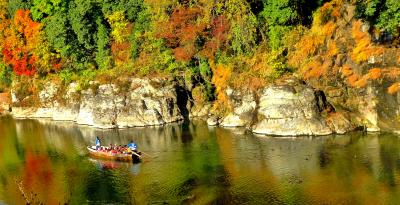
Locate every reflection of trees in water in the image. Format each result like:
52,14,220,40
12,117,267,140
3,117,400,204
302,133,400,204
318,146,331,168
378,134,400,187
86,165,131,203
214,128,284,204
0,118,93,204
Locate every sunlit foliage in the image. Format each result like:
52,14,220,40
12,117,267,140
355,0,400,35
351,20,384,64
2,9,40,76
211,62,231,110
0,0,399,99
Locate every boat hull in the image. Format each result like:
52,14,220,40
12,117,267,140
87,146,141,162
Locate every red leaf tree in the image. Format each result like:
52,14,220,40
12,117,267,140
159,6,230,62
2,9,41,76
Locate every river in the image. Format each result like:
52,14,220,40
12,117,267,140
0,116,400,204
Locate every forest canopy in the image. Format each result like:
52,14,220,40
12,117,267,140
0,0,399,97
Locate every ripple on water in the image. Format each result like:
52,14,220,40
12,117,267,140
1,118,400,204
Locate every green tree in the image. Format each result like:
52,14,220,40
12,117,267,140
259,0,322,50
100,0,144,21
376,0,400,35
6,0,30,18
219,0,258,55
30,0,67,21
356,0,400,35
44,12,72,57
0,63,13,88
129,4,151,59
260,0,301,50
95,17,112,70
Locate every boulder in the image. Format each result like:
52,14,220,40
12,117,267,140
207,116,219,126
53,83,80,121
190,103,212,118
220,88,256,127
326,112,354,134
252,85,333,136
10,78,184,128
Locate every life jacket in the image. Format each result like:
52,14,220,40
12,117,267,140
128,142,137,151
95,137,101,146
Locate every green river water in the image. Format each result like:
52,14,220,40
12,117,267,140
1,116,400,204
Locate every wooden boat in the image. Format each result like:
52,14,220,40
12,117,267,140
87,146,142,162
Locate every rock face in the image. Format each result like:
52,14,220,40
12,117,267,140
252,85,333,136
10,75,397,135
220,88,257,127
189,103,212,118
53,82,80,121
115,79,183,128
214,80,339,135
10,78,183,128
0,92,11,115
325,112,353,134
317,82,396,133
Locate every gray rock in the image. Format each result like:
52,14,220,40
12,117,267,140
326,112,353,134
190,103,212,118
39,82,58,107
74,79,183,128
220,88,256,127
252,85,333,136
207,116,219,126
220,113,247,127
10,78,184,129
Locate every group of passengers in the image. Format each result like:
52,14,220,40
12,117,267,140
95,136,138,154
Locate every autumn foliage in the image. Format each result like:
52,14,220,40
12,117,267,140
0,0,399,99
159,7,206,62
211,62,231,109
388,83,400,95
201,16,230,60
287,0,400,94
159,6,229,62
351,21,384,64
2,10,40,76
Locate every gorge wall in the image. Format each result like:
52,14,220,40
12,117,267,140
8,78,183,129
3,75,399,136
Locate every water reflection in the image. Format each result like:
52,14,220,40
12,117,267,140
1,116,400,204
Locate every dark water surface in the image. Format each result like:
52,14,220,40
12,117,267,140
1,116,400,204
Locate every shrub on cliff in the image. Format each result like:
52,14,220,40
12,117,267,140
288,0,400,93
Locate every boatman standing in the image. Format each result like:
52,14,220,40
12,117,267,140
96,136,101,150
127,140,137,152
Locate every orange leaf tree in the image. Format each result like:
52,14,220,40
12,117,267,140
1,9,41,76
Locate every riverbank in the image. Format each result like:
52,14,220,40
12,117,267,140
1,0,400,136
0,92,10,115
4,75,397,136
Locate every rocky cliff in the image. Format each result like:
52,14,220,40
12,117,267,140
201,78,353,136
10,78,183,129
4,74,399,135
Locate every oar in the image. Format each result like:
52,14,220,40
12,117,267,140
141,151,156,158
132,152,142,158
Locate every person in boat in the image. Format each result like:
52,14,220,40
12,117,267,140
127,141,137,153
95,136,101,150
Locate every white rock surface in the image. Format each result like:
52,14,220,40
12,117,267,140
11,78,183,128
220,88,256,127
252,85,333,136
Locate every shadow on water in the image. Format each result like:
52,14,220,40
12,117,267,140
175,78,191,120
1,117,400,204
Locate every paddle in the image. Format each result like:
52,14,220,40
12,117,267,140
132,152,142,158
141,151,156,158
